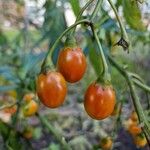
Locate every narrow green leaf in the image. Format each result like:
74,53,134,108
123,0,145,31
70,0,80,17
88,39,103,76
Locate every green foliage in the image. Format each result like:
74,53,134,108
70,0,80,17
88,39,103,76
0,0,149,149
123,0,145,31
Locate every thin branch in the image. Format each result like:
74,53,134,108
90,0,103,21
107,0,128,42
108,56,150,138
132,79,150,93
37,113,71,150
41,19,92,71
72,0,94,34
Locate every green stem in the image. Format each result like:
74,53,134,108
112,102,122,138
108,56,150,137
130,73,150,109
41,19,91,72
71,0,94,35
92,28,109,75
37,113,71,150
129,72,144,83
107,0,128,42
132,79,150,93
90,0,103,21
126,75,150,138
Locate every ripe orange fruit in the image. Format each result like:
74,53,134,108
37,71,67,108
23,93,35,103
100,137,113,150
23,100,38,117
128,123,142,136
134,134,147,148
130,111,138,123
84,82,116,120
57,47,86,83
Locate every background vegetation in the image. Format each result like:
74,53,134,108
0,0,150,150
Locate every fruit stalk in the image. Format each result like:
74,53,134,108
90,0,103,21
107,0,129,44
92,27,110,80
41,19,92,72
71,0,94,34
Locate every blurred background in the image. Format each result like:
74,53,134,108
0,0,150,150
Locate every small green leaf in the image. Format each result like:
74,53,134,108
70,0,80,17
123,0,145,31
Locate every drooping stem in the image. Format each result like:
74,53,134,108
126,75,150,138
108,56,150,137
129,72,144,83
41,19,91,72
71,0,94,35
107,0,128,42
92,27,109,76
90,0,103,21
129,72,150,108
37,113,71,150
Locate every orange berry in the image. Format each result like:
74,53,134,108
23,93,35,103
128,123,142,136
134,134,147,148
84,83,116,120
130,111,138,123
23,100,38,117
100,137,113,150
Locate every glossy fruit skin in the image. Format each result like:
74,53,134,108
37,71,67,108
100,137,113,150
23,100,38,117
57,47,86,83
84,83,116,120
134,135,147,148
